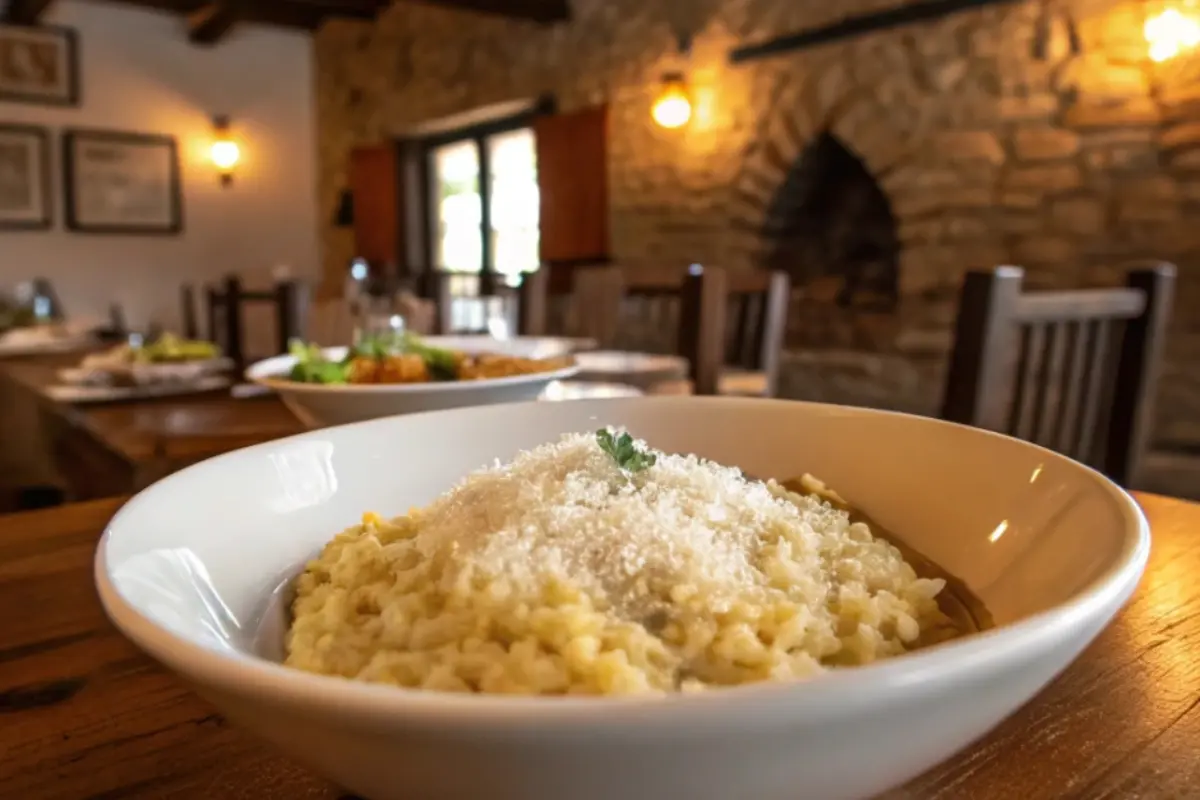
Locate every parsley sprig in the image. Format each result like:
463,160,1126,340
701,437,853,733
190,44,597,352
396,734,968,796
596,428,657,473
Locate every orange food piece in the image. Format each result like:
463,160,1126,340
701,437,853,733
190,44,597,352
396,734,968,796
346,357,380,384
344,350,560,384
376,354,429,383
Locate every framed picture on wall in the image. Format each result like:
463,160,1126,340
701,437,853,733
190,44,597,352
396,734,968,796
0,24,80,106
0,124,51,231
63,129,183,235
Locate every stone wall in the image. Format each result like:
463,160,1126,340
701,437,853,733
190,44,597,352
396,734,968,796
315,0,1200,454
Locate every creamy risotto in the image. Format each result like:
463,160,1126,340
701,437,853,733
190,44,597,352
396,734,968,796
285,430,952,695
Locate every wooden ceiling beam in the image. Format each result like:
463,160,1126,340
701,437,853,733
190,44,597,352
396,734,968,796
2,0,55,25
188,0,238,44
184,0,381,40
9,0,384,37
277,0,380,21
399,0,569,24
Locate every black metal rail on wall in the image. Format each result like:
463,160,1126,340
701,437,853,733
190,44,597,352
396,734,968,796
729,0,1023,63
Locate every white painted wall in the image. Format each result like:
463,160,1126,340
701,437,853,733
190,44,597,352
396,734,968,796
0,1,319,331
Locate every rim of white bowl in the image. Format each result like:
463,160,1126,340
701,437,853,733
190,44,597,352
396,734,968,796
425,334,597,350
575,350,687,365
94,396,1151,732
245,347,580,393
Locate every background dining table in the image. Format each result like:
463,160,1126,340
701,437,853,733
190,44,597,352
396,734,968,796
0,351,646,503
0,492,1195,799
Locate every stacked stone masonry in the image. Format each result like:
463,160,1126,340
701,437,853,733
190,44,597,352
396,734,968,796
315,0,1200,471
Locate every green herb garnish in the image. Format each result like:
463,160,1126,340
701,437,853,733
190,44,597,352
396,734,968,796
351,336,392,360
287,339,350,384
596,428,657,473
399,333,458,381
286,332,461,384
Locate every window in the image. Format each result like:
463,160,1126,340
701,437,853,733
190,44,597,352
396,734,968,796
424,117,541,333
487,128,540,279
432,140,482,273
429,127,539,281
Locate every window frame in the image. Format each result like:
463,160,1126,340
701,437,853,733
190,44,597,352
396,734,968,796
413,98,552,294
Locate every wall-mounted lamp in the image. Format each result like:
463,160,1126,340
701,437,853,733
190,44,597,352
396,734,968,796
1145,4,1200,62
652,72,692,129
209,114,240,186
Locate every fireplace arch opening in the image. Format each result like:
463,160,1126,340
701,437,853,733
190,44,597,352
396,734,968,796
762,131,900,348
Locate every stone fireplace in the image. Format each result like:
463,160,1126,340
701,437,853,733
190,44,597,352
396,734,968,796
762,131,901,350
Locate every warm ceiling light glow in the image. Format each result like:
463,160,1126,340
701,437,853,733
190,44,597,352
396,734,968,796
1145,7,1200,62
652,73,691,129
210,140,240,170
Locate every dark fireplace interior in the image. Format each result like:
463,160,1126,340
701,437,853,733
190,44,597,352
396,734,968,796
762,131,901,349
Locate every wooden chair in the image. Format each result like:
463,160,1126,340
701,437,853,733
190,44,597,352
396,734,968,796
940,263,1175,486
205,275,310,368
569,264,790,397
516,267,550,336
514,261,618,339
181,285,199,339
95,303,130,343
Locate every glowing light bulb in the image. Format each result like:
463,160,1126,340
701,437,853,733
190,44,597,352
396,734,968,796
1145,7,1200,62
652,75,691,129
210,139,240,170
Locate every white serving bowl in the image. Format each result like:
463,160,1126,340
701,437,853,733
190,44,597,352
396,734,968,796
424,334,596,358
95,398,1149,800
245,343,579,427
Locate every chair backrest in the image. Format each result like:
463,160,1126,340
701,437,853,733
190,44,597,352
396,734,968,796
570,264,790,396
181,285,199,339
679,266,791,396
205,275,310,368
515,261,617,338
940,262,1175,486
516,267,548,336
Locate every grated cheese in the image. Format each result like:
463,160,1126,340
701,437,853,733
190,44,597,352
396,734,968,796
414,431,830,619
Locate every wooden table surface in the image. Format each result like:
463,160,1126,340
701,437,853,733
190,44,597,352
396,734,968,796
0,354,302,471
0,354,644,500
0,493,1196,799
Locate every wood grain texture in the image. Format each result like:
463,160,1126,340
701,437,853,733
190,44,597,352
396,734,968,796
0,494,1194,799
0,355,303,499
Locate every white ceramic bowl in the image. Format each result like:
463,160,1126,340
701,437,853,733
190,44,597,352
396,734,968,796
573,350,689,389
245,341,579,427
95,398,1149,800
425,334,596,358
